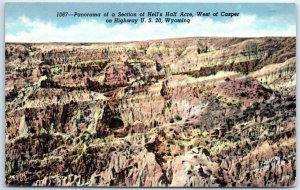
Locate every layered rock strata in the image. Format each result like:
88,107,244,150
5,37,296,187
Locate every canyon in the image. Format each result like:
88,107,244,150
5,37,296,187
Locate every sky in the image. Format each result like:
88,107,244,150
5,3,296,42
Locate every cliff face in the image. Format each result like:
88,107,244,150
5,37,296,187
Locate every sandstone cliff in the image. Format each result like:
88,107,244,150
5,37,296,187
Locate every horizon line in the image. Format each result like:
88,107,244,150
5,35,296,44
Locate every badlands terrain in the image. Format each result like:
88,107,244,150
5,37,296,187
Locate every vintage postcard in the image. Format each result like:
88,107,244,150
5,3,296,187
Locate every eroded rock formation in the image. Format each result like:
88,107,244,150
5,37,296,187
